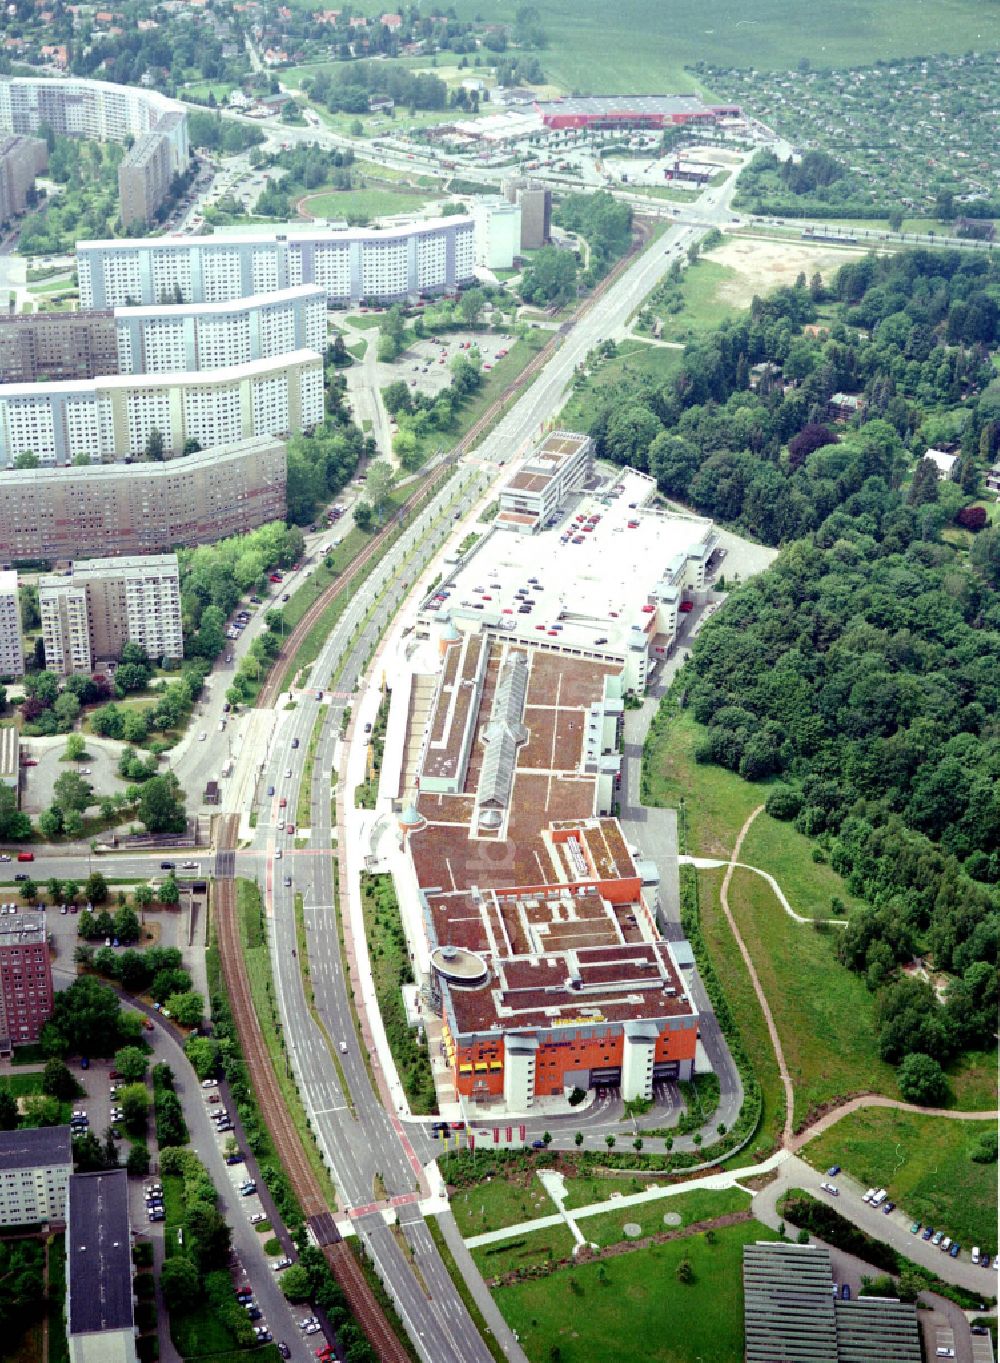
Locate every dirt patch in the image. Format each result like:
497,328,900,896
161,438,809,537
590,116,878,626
710,236,866,308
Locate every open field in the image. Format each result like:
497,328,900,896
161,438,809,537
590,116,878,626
444,0,998,92
559,339,682,430
698,867,787,1156
728,866,898,1127
297,185,435,223
492,1217,780,1363
709,236,866,307
738,810,868,921
450,1168,556,1238
801,1109,998,1253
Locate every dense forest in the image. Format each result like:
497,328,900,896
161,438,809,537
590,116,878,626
592,248,999,1076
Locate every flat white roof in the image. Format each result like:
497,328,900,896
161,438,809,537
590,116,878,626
429,468,713,655
77,215,472,252
0,348,321,399
114,283,324,321
0,569,18,593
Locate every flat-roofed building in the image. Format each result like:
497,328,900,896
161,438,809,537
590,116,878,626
0,911,54,1047
0,1126,72,1225
77,216,475,310
743,1242,920,1363
0,349,323,464
117,130,172,229
501,176,551,250
0,435,287,561
67,1169,136,1363
472,197,521,269
402,635,697,1111
0,133,47,223
0,311,119,383
40,553,182,674
497,430,593,532
0,568,23,676
0,725,18,788
535,94,741,130
424,452,716,694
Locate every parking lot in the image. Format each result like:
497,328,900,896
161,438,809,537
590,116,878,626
368,327,516,404
19,734,126,815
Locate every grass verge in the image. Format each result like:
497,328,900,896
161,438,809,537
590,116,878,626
360,872,437,1114
235,878,339,1207
295,704,328,829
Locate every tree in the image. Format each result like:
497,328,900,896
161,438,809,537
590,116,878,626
0,1089,18,1130
676,1259,694,1284
134,884,154,910
42,1058,78,1100
907,455,940,506
158,876,180,907
279,1264,313,1301
187,1201,231,1270
23,1095,62,1126
42,975,124,1058
382,380,413,417
0,785,31,840
353,502,374,533
64,734,88,762
19,879,37,902
14,450,40,469
38,807,64,840
72,1129,107,1171
365,461,396,517
897,1052,949,1105
137,773,186,834
53,769,92,814
184,1036,220,1081
161,1257,200,1311
113,1047,148,1083
127,1141,151,1176
166,992,204,1028
145,427,165,461
119,1083,149,1133
113,906,141,944
574,1131,583,1147
459,287,485,326
86,872,109,905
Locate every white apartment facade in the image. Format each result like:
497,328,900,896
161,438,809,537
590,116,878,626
0,569,23,677
0,349,324,464
114,286,326,374
40,554,183,673
0,76,188,173
0,1126,72,1227
472,197,521,270
77,216,476,310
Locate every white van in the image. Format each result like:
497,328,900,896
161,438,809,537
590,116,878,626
972,1246,981,1264
871,1188,888,1207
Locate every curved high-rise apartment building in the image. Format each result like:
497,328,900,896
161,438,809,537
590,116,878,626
78,216,476,309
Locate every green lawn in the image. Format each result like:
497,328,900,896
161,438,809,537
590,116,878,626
559,339,683,432
297,185,433,223
472,1224,578,1281
801,1108,998,1253
727,867,898,1128
450,1171,558,1238
492,1218,780,1363
945,1050,1000,1111
576,1186,751,1248
698,867,787,1156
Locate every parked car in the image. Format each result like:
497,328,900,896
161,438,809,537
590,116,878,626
272,1257,292,1272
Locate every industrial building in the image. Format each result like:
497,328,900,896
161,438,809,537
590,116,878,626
0,349,324,464
67,1169,137,1363
0,1126,72,1226
743,1242,921,1363
0,568,23,676
534,94,742,130
0,133,47,224
472,197,521,270
395,632,697,1112
40,553,182,673
0,435,287,561
501,176,551,250
77,216,476,310
0,911,54,1047
0,310,119,383
419,441,716,695
0,77,188,229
